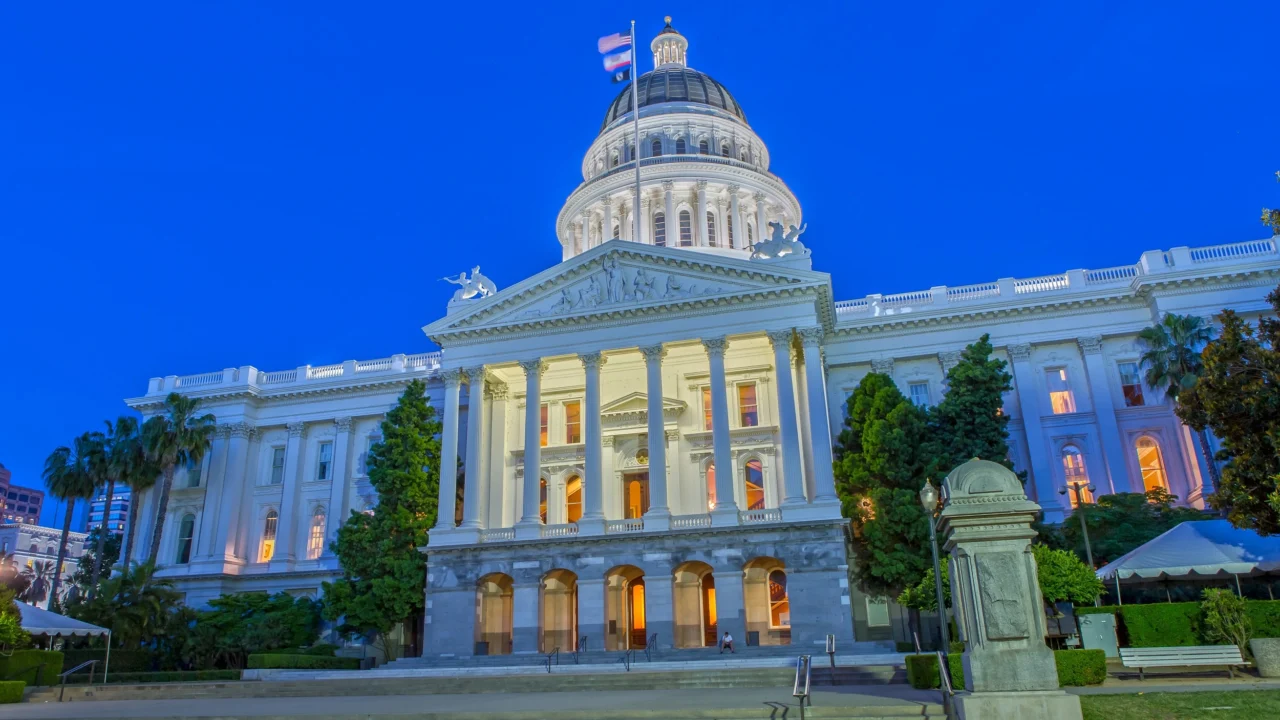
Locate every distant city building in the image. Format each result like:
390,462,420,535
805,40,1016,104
0,463,46,525
86,487,131,534
0,521,86,609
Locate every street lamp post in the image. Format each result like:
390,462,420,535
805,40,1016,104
919,480,950,654
1059,483,1097,569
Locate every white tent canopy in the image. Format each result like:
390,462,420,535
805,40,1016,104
15,602,109,637
1095,519,1280,581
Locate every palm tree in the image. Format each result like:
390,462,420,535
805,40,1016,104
20,560,56,607
42,434,100,608
143,393,216,565
90,417,140,593
1138,313,1221,487
67,561,181,648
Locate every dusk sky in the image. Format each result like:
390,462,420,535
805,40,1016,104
3,2,1278,527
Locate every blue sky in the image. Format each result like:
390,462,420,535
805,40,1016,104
2,2,1277,527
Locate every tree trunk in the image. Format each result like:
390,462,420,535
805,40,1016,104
147,466,175,565
121,489,141,572
88,479,115,598
47,499,75,610
1196,428,1222,492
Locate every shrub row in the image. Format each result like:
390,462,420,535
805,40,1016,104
1072,600,1280,647
0,681,24,704
62,649,155,674
64,670,242,685
905,649,1106,689
0,650,64,686
246,654,361,670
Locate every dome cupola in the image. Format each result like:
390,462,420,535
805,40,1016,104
651,16,688,68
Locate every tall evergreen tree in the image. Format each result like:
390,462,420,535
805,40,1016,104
1138,313,1219,487
926,334,1016,475
833,373,932,598
323,379,441,653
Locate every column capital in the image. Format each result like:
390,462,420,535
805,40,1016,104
1077,335,1104,355
753,191,766,202
579,352,608,370
286,421,306,438
227,421,256,439
1007,343,1033,361
797,327,824,347
602,435,616,447
662,180,675,191
766,329,795,347
702,336,729,356
485,381,510,401
440,368,465,387
639,344,668,363
871,358,895,375
462,364,487,382
518,359,548,377
334,417,353,433
641,196,651,209
696,179,708,191
727,184,741,194
215,424,234,439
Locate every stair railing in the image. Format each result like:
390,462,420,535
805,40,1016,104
573,636,587,664
544,647,560,673
792,654,812,719
58,660,98,702
644,632,658,661
617,648,635,671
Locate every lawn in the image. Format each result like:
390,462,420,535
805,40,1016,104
1080,690,1280,719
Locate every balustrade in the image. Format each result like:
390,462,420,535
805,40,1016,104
606,519,645,534
148,352,441,396
740,508,782,525
671,514,712,529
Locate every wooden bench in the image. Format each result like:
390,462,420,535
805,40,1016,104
1119,645,1247,680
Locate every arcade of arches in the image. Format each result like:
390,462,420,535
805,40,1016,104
473,557,793,655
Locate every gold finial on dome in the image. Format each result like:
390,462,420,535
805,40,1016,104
665,15,672,23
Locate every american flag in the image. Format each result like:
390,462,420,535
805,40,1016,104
597,30,631,54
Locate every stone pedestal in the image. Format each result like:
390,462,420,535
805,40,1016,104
938,459,1083,720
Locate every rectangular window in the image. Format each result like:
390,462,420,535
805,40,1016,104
679,211,693,246
316,441,333,481
565,401,582,444
1046,368,1077,414
540,404,549,447
187,459,202,488
1118,362,1145,407
909,381,931,408
270,447,286,485
702,386,713,431
738,383,759,427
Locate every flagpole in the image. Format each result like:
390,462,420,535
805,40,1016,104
631,19,641,244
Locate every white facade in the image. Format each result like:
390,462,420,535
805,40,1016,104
0,523,86,609
125,24,1280,642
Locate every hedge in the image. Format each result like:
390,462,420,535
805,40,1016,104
62,649,155,674
1055,649,1106,686
1081,600,1280,648
0,650,64,686
0,681,24,704
64,670,241,685
905,652,964,690
246,654,361,670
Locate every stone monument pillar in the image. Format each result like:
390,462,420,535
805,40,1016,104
938,459,1083,720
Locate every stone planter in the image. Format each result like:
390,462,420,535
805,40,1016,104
1251,638,1280,678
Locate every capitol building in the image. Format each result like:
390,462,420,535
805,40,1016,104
126,23,1280,655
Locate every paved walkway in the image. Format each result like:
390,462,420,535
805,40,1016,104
6,686,941,720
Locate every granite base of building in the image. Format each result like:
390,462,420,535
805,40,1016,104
953,690,1083,720
423,519,853,658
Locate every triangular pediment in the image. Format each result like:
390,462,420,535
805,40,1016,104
600,391,685,416
424,241,832,342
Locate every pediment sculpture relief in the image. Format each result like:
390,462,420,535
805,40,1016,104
519,256,726,318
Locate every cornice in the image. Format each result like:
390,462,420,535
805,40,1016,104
124,373,431,412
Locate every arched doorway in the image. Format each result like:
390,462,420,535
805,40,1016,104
475,573,514,655
743,558,791,646
541,569,578,652
673,561,716,648
605,565,646,651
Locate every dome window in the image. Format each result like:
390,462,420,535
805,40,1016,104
611,152,619,168
720,142,730,158
651,139,663,157
706,212,717,247
653,212,666,247
698,140,709,155
675,138,687,154
679,210,693,246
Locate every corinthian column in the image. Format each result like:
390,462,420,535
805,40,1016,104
640,344,671,530
704,337,738,525
768,330,807,508
696,180,709,246
434,369,464,531
579,352,607,534
799,328,839,508
461,367,487,530
754,191,767,240
728,185,741,249
516,359,547,539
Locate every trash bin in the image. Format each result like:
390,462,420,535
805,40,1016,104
1077,613,1118,658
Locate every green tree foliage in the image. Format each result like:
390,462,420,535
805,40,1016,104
71,527,122,594
66,562,182,648
184,592,322,669
1138,313,1220,488
92,417,139,590
833,373,931,598
42,433,100,607
898,545,1102,610
143,393,217,565
1178,288,1280,535
1200,588,1252,655
897,556,950,612
323,379,441,646
926,334,1016,475
0,588,28,651
1042,489,1206,565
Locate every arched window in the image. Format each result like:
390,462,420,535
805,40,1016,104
727,215,734,248
612,222,620,239
768,569,790,627
651,139,662,157
706,212,717,247
1061,446,1093,507
1135,437,1168,492
698,139,709,155
706,462,717,510
747,222,754,243
307,506,326,559
176,513,195,564
611,152,619,168
565,476,583,524
29,543,38,553
745,459,765,510
653,212,666,247
740,149,748,162
675,138,687,154
628,143,635,161
720,141,730,158
260,510,278,562
679,210,693,246
539,478,549,524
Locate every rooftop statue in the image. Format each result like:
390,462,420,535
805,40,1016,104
750,222,809,260
443,266,498,302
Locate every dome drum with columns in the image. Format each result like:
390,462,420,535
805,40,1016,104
558,20,800,261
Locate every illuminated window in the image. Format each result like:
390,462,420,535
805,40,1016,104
316,441,333,481
702,387,713,431
565,476,582,523
175,513,195,564
260,510,278,562
270,447,285,485
745,459,765,510
539,478,548,524
909,381,930,407
565,402,582,444
706,462,717,509
768,570,790,628
653,212,666,247
540,404,549,447
706,212,717,247
738,384,759,427
650,139,662,157
675,138,687,154
1061,446,1093,507
679,210,692,246
307,507,326,559
1136,437,1168,492
1118,362,1145,407
1046,368,1076,414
